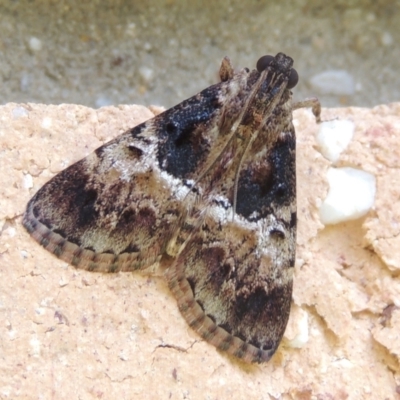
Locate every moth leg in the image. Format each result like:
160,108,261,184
219,56,234,82
293,97,321,123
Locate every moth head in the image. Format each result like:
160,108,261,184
256,54,299,90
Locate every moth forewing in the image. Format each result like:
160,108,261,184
23,52,320,363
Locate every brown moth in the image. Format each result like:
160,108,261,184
23,53,321,363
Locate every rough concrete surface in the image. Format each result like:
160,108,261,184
1,102,399,399
0,1,400,110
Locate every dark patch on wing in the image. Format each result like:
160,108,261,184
155,84,224,179
30,161,100,233
186,276,196,295
235,287,267,320
200,246,231,292
196,298,205,310
52,227,68,239
269,228,285,239
232,284,292,349
115,207,136,229
115,206,156,234
218,322,234,336
236,133,295,220
129,123,148,138
75,188,99,229
120,243,140,254
100,249,117,255
213,198,231,209
127,145,144,158
136,207,156,229
93,124,149,160
207,313,216,324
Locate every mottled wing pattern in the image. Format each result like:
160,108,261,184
23,72,244,272
23,53,317,363
165,56,298,362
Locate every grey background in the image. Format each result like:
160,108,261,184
1,0,399,109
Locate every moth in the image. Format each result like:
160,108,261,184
23,53,321,363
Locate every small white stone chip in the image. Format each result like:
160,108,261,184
316,120,355,162
22,173,33,189
29,37,42,52
288,309,309,349
139,66,154,83
12,106,29,118
41,117,52,129
319,167,376,225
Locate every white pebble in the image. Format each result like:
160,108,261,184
41,117,52,129
29,37,42,51
4,227,16,238
12,106,29,118
288,309,309,348
22,173,33,189
139,66,154,83
316,119,355,162
20,250,28,259
119,350,129,361
29,336,41,356
319,167,376,225
309,70,355,96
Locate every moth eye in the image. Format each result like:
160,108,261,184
287,68,299,89
256,55,274,72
